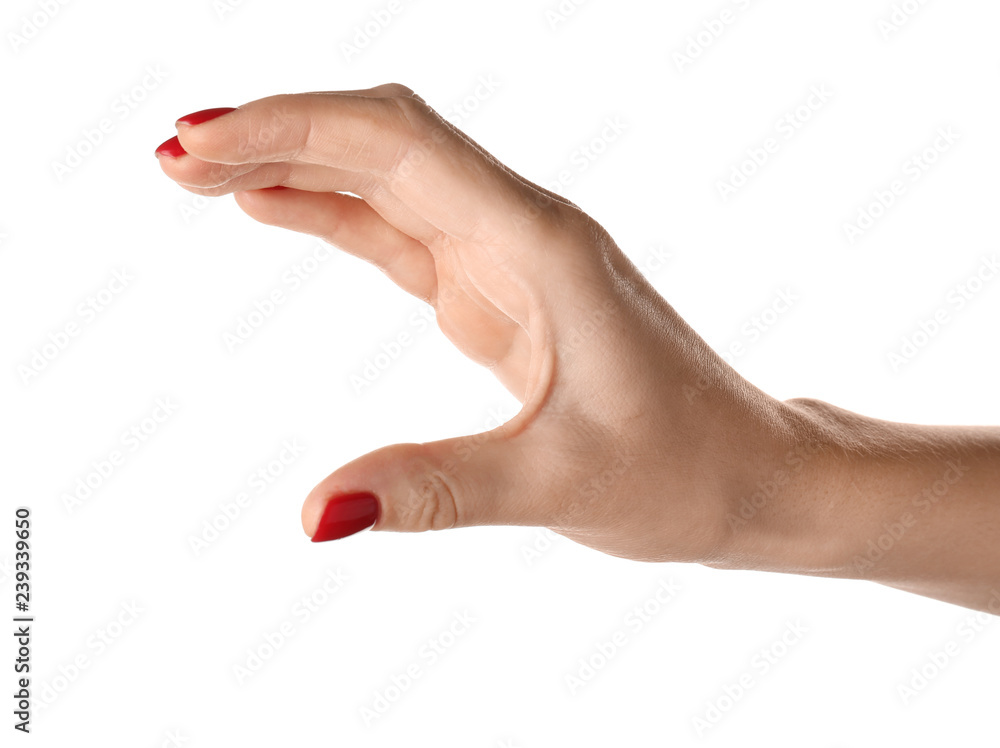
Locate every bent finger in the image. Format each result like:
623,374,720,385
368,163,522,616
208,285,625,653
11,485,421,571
234,188,438,301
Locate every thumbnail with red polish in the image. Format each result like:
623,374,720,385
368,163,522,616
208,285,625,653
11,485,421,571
155,135,186,158
312,493,379,542
176,107,238,126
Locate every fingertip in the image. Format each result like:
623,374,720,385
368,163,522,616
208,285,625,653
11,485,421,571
309,493,381,543
155,135,187,159
301,499,316,538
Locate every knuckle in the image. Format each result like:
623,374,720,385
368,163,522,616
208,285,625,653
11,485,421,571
387,90,424,118
398,453,460,532
202,161,239,189
513,188,592,246
237,94,303,162
172,157,229,189
381,82,417,98
387,92,433,133
384,96,441,183
233,125,266,163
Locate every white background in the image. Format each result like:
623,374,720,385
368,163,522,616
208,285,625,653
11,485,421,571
2,0,999,745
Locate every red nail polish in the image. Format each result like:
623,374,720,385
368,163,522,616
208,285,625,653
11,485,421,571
176,107,238,126
262,185,288,190
312,493,379,542
155,135,186,158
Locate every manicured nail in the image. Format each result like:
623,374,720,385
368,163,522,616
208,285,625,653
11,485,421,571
262,185,288,190
311,492,380,542
155,135,186,158
176,107,238,126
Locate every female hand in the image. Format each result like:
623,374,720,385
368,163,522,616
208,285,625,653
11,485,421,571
156,84,1000,612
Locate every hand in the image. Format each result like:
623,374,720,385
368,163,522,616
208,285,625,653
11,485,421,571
155,84,1000,613
155,84,800,564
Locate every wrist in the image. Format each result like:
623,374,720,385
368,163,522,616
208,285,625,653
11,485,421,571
704,397,851,576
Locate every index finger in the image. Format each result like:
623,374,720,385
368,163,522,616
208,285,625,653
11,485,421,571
175,89,556,245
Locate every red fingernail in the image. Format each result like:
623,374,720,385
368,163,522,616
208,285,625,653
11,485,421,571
176,107,238,126
312,493,380,542
155,135,186,158
263,185,288,190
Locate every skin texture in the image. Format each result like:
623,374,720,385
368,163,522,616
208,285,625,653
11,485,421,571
156,84,1000,613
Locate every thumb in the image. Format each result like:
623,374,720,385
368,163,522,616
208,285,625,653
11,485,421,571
302,428,545,542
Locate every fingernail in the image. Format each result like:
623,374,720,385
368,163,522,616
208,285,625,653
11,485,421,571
155,135,186,158
262,185,288,190
176,107,238,126
312,492,380,542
